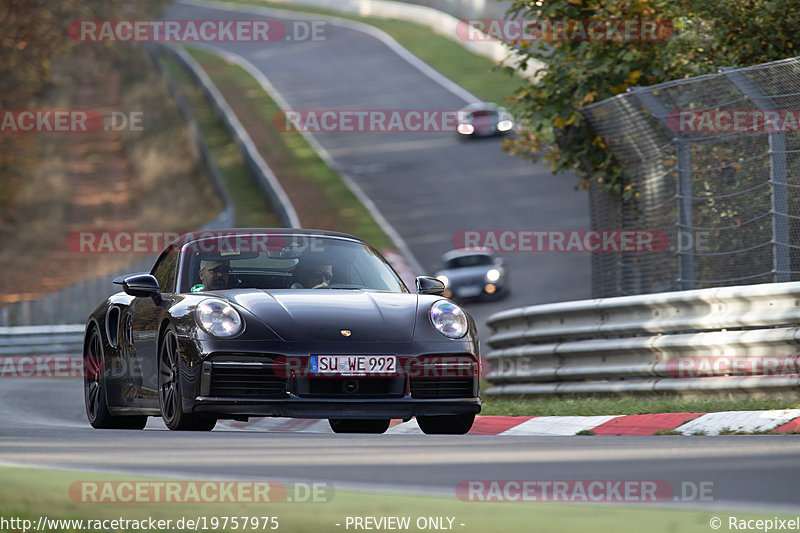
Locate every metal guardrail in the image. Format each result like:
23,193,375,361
485,282,800,396
0,325,85,357
0,325,84,379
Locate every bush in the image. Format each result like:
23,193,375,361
502,0,800,198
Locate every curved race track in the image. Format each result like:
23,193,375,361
1,379,799,509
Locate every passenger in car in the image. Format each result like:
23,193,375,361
291,261,333,289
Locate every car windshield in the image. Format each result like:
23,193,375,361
469,110,496,119
446,254,493,269
178,234,408,293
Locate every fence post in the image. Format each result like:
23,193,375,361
675,138,696,289
721,67,790,283
629,88,696,289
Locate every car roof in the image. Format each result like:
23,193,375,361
442,248,495,261
460,102,501,112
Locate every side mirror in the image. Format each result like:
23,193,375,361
121,274,162,303
416,276,445,296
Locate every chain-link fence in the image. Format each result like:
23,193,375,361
581,56,800,297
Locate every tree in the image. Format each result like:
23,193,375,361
502,0,800,199
0,0,169,219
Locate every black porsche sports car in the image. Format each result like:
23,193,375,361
83,229,481,434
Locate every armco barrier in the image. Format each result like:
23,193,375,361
485,282,800,396
0,325,85,358
0,325,85,379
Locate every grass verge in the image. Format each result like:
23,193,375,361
480,394,800,417
0,465,788,533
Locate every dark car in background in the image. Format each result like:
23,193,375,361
83,229,481,435
456,102,515,137
435,249,509,301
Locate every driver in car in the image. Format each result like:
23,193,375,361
196,259,233,291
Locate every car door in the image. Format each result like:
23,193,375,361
130,246,179,403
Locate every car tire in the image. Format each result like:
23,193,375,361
84,327,147,430
417,414,475,435
158,325,216,431
328,418,391,434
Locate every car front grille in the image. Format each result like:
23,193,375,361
209,362,287,398
410,378,475,399
299,377,404,398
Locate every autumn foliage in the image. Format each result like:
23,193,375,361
503,0,800,198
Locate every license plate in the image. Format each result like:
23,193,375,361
458,286,483,297
309,355,397,376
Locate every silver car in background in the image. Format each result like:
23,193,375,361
435,249,509,301
456,102,515,137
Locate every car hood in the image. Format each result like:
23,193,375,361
228,290,418,342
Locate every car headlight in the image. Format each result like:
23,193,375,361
497,119,514,132
486,268,501,282
436,275,449,287
429,300,468,339
196,299,243,337
457,123,475,135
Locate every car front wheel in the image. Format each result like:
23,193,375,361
158,325,216,431
417,414,475,435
